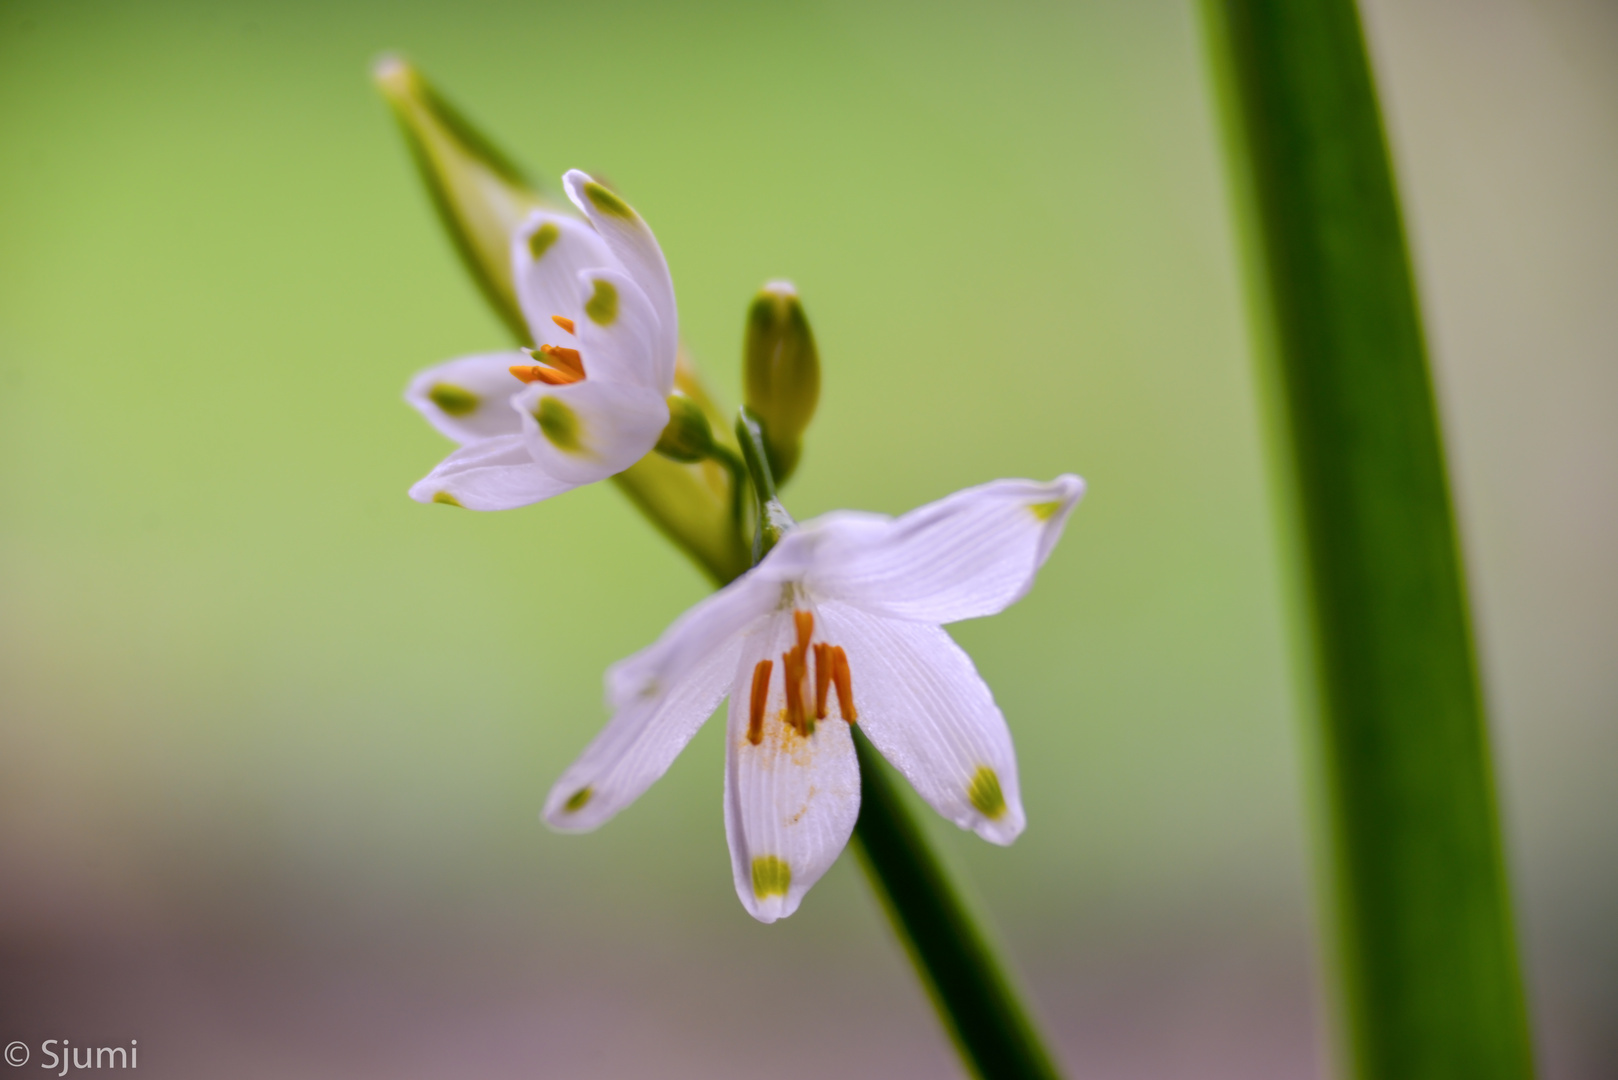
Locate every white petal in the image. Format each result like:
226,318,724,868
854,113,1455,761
544,640,741,834
794,475,1086,624
570,268,666,392
404,352,529,444
605,572,779,713
545,573,776,832
724,613,862,923
815,601,1024,845
562,170,677,390
514,378,670,486
510,211,618,349
407,434,575,510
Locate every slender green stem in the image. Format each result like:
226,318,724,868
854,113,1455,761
1200,1,1534,1077
734,407,792,562
707,443,750,533
852,733,1062,1080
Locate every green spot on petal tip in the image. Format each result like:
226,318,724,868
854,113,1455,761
527,221,561,261
563,786,592,813
427,382,479,417
584,278,618,326
584,182,635,220
967,766,1007,820
751,855,791,899
431,491,462,507
536,395,584,453
1028,499,1062,521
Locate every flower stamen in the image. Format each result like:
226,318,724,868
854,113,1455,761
780,610,818,736
551,315,577,336
831,645,856,723
793,610,814,654
509,363,582,385
510,343,588,387
813,643,832,721
539,344,585,377
781,648,808,735
748,659,773,745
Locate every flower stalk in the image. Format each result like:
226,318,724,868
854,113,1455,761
853,733,1061,1080
1200,1,1534,1076
734,407,791,562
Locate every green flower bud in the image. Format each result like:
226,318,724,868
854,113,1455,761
373,55,553,344
742,282,820,485
655,394,716,463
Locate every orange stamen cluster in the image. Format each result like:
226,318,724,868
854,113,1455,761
746,610,857,746
509,317,586,385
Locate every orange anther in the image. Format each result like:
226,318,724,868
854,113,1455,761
781,650,806,735
831,646,856,724
551,315,577,336
813,643,832,721
748,659,773,746
539,344,585,378
509,364,581,386
793,610,814,655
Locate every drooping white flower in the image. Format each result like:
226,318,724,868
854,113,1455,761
543,475,1086,922
405,170,680,509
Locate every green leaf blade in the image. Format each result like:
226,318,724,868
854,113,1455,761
1201,1,1535,1077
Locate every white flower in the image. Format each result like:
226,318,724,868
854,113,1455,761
543,475,1086,922
405,170,679,509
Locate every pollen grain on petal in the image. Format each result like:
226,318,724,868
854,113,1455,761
831,646,856,724
967,766,1007,820
551,314,577,336
751,855,791,899
812,643,832,721
748,659,773,746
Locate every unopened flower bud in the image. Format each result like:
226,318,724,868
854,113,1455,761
655,394,716,463
742,281,820,485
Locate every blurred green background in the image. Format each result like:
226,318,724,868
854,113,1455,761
1,0,1612,1076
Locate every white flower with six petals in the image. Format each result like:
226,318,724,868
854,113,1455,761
405,170,679,510
543,474,1086,922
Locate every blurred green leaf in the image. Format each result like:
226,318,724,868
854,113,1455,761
1202,1,1535,1076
